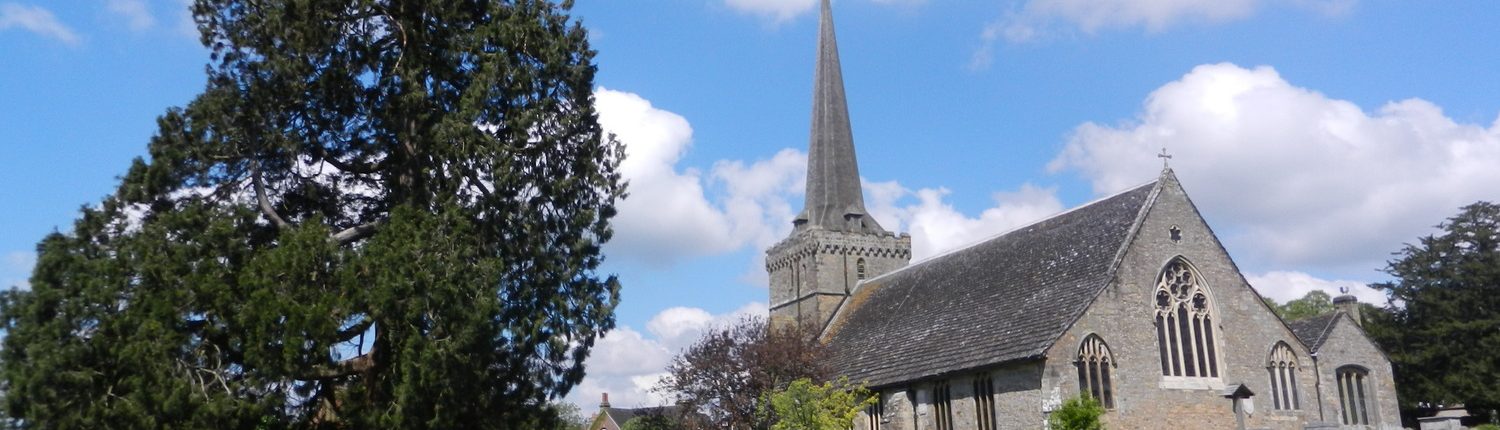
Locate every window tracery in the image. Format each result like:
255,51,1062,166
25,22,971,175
1267,342,1300,410
1076,334,1115,408
1154,257,1219,379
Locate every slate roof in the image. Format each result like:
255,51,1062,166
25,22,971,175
823,181,1159,387
1286,312,1342,352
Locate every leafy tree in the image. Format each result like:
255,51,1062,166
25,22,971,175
1048,396,1105,430
1368,202,1500,423
656,317,830,430
620,413,681,430
1264,290,1338,321
549,402,589,430
0,0,624,428
765,377,874,430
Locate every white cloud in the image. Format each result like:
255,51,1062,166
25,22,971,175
595,88,806,267
867,181,1065,261
565,302,768,410
724,0,817,23
1247,270,1386,307
1048,63,1500,273
2,251,36,290
971,0,1353,68
0,3,81,45
106,0,154,31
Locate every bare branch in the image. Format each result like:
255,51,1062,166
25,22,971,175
252,161,291,229
330,220,382,246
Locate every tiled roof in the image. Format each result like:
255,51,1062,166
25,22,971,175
1286,312,1341,352
823,181,1158,387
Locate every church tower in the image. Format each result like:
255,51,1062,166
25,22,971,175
767,0,911,330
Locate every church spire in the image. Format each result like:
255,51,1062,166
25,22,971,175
796,0,885,234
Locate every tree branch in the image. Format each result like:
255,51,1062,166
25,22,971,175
330,220,382,246
295,354,375,381
252,161,291,229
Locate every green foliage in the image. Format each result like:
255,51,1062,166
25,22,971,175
1048,396,1105,430
1263,290,1337,321
765,377,875,430
0,0,624,428
1475,424,1500,430
548,402,589,430
621,414,680,430
657,317,830,430
1368,202,1500,421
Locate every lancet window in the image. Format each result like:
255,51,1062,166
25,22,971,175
933,381,954,430
1267,342,1300,410
1076,334,1116,408
1154,257,1220,379
1337,366,1372,426
974,375,997,430
865,393,884,430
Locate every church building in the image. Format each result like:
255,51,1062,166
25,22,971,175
766,2,1401,429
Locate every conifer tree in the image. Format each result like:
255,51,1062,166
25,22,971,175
0,1,624,428
1369,202,1500,421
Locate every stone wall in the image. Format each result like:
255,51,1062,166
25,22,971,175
1042,175,1321,430
767,228,910,328
855,362,1043,430
1312,315,1402,429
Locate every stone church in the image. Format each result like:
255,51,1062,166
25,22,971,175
765,1,1401,429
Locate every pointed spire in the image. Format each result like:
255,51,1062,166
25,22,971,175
797,0,885,234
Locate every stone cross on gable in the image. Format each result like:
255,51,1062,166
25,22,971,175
1158,147,1173,168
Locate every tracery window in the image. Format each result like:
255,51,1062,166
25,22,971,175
974,375,997,430
1154,257,1219,379
933,381,953,430
1076,335,1116,409
1337,366,1372,426
1267,342,1300,410
865,393,884,430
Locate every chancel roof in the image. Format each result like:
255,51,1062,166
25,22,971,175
823,180,1160,387
1286,312,1343,352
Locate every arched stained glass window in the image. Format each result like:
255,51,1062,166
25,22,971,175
1154,257,1219,378
1267,342,1300,410
1076,334,1115,409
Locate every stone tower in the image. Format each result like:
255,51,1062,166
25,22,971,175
767,0,911,330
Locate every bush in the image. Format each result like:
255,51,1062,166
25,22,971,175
1473,424,1499,430
1048,396,1105,430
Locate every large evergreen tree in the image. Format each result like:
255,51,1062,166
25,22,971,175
1369,202,1500,420
0,0,624,428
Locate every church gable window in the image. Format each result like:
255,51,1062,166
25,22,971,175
974,375,997,430
933,381,953,430
1337,366,1372,426
1076,335,1116,409
1267,342,1301,410
857,258,867,280
1154,257,1220,380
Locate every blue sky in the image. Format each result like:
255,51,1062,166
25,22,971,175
3,0,1500,410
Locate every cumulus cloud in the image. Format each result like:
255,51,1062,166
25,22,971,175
595,88,806,267
0,3,81,45
1048,63,1500,273
867,181,1065,261
106,0,154,31
1247,270,1386,306
971,0,1353,68
2,251,36,290
565,302,767,409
